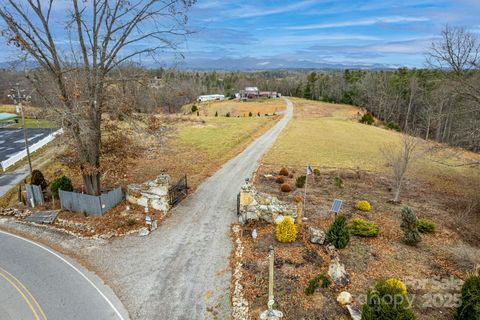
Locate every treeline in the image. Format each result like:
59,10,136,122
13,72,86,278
0,26,477,151
140,65,479,151
1,66,477,151
295,68,480,152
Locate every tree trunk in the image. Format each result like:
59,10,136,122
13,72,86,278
79,102,102,196
393,186,401,203
404,96,413,130
425,118,431,140
83,173,101,196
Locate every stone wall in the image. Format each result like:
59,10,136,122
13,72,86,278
238,183,297,224
126,173,171,213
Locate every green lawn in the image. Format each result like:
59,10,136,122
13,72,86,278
178,117,275,158
264,118,401,170
9,118,56,129
1,105,55,128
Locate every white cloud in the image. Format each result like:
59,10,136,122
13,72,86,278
229,0,319,18
287,16,429,30
263,33,381,45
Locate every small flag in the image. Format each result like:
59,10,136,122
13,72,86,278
306,165,314,175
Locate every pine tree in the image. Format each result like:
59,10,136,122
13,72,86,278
455,268,480,319
326,214,350,249
303,82,312,99
400,207,421,245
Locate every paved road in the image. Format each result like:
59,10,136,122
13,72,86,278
0,230,130,320
81,98,294,319
0,128,54,163
0,168,30,198
0,149,53,199
0,128,58,198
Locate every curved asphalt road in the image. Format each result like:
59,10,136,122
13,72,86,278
0,230,129,320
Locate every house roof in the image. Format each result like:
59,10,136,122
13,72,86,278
0,113,18,121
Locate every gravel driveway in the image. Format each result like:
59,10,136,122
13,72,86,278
65,98,293,319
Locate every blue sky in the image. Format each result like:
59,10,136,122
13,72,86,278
182,0,480,68
0,0,479,69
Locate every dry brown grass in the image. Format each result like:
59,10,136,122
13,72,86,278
262,98,480,198
184,98,286,117
288,97,360,119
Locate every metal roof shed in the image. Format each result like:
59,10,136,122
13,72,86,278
0,113,18,122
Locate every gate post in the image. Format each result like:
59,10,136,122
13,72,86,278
185,174,188,194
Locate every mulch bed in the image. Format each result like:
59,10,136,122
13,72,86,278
230,165,478,320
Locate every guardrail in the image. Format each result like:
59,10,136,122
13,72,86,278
1,128,63,171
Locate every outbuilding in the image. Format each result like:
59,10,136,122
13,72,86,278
0,113,19,127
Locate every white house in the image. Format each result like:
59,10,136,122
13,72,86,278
197,94,225,102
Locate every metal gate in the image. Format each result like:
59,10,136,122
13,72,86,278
169,175,188,206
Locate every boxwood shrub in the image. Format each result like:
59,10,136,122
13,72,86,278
416,218,436,233
349,218,379,237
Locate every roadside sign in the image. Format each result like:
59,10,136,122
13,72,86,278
145,215,152,225
331,199,343,214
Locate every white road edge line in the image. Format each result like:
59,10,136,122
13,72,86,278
0,230,126,320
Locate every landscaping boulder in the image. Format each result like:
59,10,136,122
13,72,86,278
238,183,297,224
346,304,362,320
309,227,325,244
328,257,350,287
138,227,149,237
127,173,171,213
336,291,352,305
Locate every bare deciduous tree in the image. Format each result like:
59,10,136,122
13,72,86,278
381,135,420,203
428,25,480,153
428,25,480,75
0,0,195,195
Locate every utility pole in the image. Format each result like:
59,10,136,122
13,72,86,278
8,83,33,177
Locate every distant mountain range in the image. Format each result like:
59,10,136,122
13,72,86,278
179,57,398,71
0,57,398,71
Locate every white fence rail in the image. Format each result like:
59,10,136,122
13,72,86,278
1,128,63,171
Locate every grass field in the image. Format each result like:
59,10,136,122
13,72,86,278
0,104,16,113
263,98,480,194
9,118,56,128
184,98,286,117
1,104,55,128
178,116,275,158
